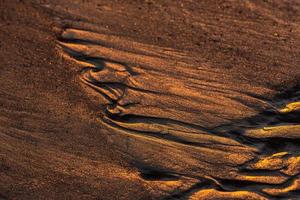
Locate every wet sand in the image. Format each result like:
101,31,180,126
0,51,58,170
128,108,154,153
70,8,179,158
1,0,300,199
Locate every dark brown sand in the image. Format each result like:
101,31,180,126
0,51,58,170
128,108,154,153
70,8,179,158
1,0,300,199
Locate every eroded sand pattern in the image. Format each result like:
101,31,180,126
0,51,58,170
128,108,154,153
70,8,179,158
1,0,300,199
57,28,300,199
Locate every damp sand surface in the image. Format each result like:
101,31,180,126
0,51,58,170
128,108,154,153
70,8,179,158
1,0,300,199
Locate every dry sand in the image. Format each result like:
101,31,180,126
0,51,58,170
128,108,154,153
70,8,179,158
1,0,300,199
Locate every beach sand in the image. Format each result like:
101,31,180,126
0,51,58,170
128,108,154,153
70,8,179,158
1,0,300,199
